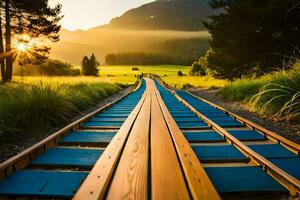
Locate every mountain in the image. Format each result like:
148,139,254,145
49,28,209,65
108,0,213,31
48,0,213,65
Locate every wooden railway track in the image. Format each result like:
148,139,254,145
154,77,300,199
0,76,299,199
0,79,146,199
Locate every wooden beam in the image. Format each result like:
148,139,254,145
106,79,151,199
150,79,190,199
73,85,147,200
154,82,221,200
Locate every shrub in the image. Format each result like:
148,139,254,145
132,67,139,71
38,59,80,76
218,78,266,101
182,83,193,90
177,70,183,76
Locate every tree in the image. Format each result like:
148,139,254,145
0,9,5,79
0,0,62,82
190,56,208,76
205,0,300,79
177,70,183,76
82,54,99,76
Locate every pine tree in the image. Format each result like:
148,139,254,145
205,0,300,79
1,0,62,82
81,54,99,76
81,56,89,75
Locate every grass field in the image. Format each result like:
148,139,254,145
11,65,227,89
100,65,228,89
0,78,124,141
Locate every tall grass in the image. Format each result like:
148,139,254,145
219,61,300,121
250,70,300,121
0,79,123,141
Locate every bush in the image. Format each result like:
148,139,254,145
218,78,266,101
177,70,184,76
38,59,80,76
182,83,193,90
132,67,139,71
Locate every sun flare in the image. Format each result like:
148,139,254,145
17,43,27,52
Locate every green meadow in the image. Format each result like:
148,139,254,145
99,65,228,89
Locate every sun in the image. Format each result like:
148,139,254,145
17,43,27,52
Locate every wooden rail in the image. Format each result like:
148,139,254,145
150,79,190,199
106,83,150,199
187,91,300,154
0,79,141,181
73,84,147,200
165,85,300,196
154,81,221,200
75,78,201,199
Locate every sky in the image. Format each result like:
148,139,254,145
49,0,155,31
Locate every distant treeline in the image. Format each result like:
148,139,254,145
105,52,177,65
105,38,209,65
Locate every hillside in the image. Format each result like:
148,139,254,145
48,0,213,65
108,0,213,31
49,28,209,65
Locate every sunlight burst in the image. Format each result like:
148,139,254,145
17,43,27,52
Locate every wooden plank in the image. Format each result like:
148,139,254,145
187,91,300,154
106,80,151,199
150,79,190,199
154,82,221,200
73,88,147,200
171,88,300,195
0,80,141,181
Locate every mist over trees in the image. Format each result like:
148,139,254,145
204,0,300,79
105,38,210,65
0,0,62,82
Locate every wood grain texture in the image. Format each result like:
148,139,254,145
106,79,151,200
73,86,146,200
150,79,190,199
154,82,221,200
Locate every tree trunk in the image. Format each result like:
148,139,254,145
0,9,5,80
4,0,12,82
